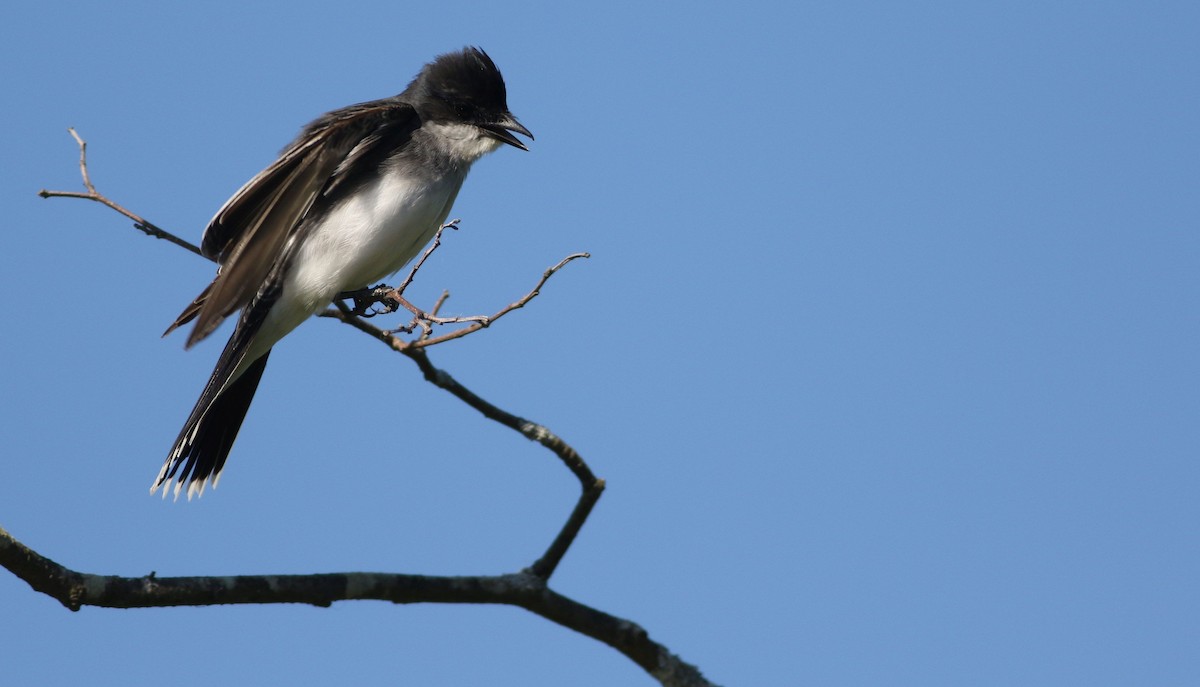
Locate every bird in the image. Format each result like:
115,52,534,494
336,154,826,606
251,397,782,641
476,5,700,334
152,46,532,499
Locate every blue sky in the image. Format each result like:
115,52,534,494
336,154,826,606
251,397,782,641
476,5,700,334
1,2,1197,685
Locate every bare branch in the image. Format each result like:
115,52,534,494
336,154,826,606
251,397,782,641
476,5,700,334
319,303,605,579
428,289,451,318
70,127,96,194
0,525,716,687
39,129,203,256
402,345,604,579
380,251,591,348
329,221,589,347
396,217,458,295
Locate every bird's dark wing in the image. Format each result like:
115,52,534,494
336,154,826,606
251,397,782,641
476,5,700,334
177,99,422,347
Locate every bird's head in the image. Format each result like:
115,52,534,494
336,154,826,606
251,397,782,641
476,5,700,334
408,46,533,151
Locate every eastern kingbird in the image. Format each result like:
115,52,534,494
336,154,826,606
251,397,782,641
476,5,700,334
152,47,532,499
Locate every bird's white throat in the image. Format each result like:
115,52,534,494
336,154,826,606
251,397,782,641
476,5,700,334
424,121,504,163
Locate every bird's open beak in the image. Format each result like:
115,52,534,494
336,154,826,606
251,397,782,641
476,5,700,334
481,113,534,151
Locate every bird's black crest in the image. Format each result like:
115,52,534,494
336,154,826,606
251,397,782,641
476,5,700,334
405,46,510,116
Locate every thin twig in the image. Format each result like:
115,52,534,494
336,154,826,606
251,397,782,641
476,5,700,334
427,290,452,319
402,253,589,349
70,127,96,194
396,218,458,295
328,251,589,348
38,128,202,257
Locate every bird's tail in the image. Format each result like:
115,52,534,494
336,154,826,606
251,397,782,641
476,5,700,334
152,341,271,501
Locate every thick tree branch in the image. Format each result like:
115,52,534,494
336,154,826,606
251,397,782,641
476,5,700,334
21,130,719,687
0,526,712,687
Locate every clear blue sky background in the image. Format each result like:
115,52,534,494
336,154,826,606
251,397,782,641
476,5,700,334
1,2,1196,685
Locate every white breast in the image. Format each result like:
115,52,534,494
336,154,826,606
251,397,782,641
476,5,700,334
251,164,466,356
